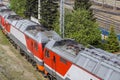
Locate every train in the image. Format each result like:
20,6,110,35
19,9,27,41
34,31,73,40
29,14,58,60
0,3,120,80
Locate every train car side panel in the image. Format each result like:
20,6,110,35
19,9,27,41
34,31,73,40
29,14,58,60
25,35,43,60
64,64,101,80
1,17,5,27
44,49,72,78
10,26,27,46
5,22,11,33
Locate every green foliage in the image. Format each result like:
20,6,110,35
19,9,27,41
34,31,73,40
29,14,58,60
53,16,60,34
54,9,71,35
40,0,59,30
65,9,101,45
74,0,95,21
10,0,38,18
0,30,9,45
10,0,26,17
105,26,120,53
25,0,38,18
74,0,92,10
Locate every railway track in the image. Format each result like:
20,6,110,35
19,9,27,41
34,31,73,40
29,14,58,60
94,11,120,33
95,12,120,22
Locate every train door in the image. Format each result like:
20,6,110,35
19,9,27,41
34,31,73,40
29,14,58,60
33,41,39,56
44,49,72,80
44,49,57,80
51,54,57,78
25,36,34,53
31,41,34,52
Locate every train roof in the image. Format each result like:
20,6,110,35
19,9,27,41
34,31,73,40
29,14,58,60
45,39,85,61
8,19,61,43
0,8,11,12
0,4,5,7
25,26,62,43
81,48,120,80
0,9,16,18
0,5,7,11
5,15,23,24
10,19,37,31
46,39,120,80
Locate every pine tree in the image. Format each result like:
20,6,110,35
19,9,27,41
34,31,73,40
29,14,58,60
105,26,120,53
40,0,59,30
10,0,38,18
65,9,101,45
74,0,95,22
10,0,26,17
25,0,38,18
74,0,91,10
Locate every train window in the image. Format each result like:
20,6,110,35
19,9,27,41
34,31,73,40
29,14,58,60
31,42,33,47
45,50,50,58
60,57,67,64
53,56,56,63
34,42,38,51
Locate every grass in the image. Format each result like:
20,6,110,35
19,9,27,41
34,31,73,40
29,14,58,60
0,30,46,80
0,30,9,45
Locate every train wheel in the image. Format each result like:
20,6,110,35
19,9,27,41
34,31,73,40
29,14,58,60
20,50,24,56
14,44,17,49
47,74,52,80
32,61,36,67
28,58,31,63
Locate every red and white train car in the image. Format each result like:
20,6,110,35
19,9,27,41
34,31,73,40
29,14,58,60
44,39,120,80
0,3,120,80
0,7,16,34
0,7,61,72
0,4,7,24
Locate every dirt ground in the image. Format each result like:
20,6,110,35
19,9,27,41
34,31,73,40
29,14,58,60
0,30,46,80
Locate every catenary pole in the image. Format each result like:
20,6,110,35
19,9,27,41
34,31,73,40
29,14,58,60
38,0,41,20
60,0,64,38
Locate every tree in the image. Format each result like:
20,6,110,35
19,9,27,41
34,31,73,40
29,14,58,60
74,0,95,21
10,0,38,18
105,26,120,53
74,0,92,10
40,0,59,30
10,0,26,17
65,9,101,45
25,0,38,18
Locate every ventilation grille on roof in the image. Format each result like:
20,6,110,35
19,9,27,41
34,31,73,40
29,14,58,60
7,15,23,20
0,9,11,12
85,47,120,67
0,4,4,7
54,39,85,55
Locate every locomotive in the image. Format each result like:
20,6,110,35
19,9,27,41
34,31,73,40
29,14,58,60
0,4,120,80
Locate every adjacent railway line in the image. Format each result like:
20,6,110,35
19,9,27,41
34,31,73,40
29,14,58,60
94,11,120,34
